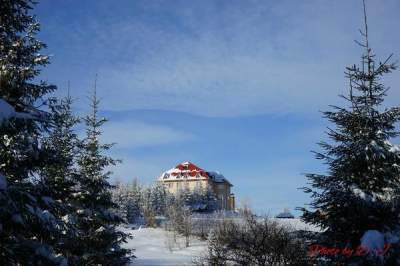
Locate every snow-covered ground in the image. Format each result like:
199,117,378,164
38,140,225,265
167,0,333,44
122,227,207,266
121,218,319,266
269,218,321,232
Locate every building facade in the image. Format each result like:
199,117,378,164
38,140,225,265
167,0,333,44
158,161,235,210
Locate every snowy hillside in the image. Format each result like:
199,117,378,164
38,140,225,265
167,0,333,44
121,227,207,266
121,218,319,266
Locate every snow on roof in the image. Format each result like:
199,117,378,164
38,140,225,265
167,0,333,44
207,171,232,185
158,161,232,185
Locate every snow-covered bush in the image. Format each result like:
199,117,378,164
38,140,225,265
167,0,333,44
165,195,193,247
112,180,143,224
111,180,220,229
196,214,311,266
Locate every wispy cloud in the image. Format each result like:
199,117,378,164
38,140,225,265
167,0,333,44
40,0,400,117
36,0,400,214
108,155,165,184
101,120,195,149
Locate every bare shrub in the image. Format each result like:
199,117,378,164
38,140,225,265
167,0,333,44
143,209,157,227
196,214,311,266
165,198,192,247
191,215,213,240
164,228,178,252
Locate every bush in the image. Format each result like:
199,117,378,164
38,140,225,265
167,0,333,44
165,198,192,247
196,214,312,266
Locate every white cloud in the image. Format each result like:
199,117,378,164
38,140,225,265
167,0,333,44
43,0,400,117
108,155,162,184
94,1,400,116
101,120,195,149
98,58,345,117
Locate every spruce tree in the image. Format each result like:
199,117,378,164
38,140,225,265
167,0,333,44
200,186,218,212
150,182,167,216
0,0,65,264
111,180,144,224
142,186,156,226
301,1,400,264
75,86,132,265
111,182,130,222
127,179,143,224
39,92,81,263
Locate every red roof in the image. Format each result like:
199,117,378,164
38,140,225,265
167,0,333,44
159,161,232,186
171,162,209,178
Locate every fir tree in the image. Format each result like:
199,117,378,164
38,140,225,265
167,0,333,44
142,186,156,226
111,180,143,224
0,0,65,264
75,85,132,265
39,91,81,263
178,185,194,208
301,1,400,264
127,179,143,224
111,182,130,222
150,182,167,216
200,186,218,212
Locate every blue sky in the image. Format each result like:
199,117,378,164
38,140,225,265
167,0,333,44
35,0,400,215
